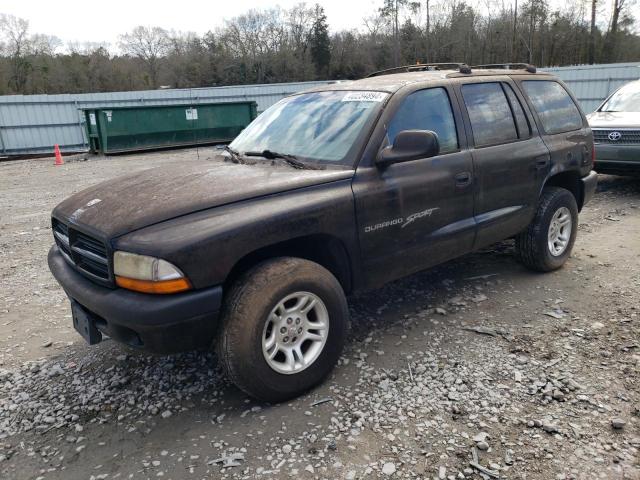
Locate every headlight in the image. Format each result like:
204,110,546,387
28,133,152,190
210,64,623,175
113,251,191,294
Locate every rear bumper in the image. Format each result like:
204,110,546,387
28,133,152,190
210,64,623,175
48,245,222,354
581,170,598,207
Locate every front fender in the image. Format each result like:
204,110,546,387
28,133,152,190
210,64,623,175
114,180,358,289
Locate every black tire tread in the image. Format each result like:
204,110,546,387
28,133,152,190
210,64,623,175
216,258,284,397
516,186,577,272
216,257,348,402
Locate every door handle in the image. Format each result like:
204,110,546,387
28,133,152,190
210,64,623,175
455,171,472,187
535,157,549,169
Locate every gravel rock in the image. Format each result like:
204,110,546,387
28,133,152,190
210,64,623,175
0,352,221,437
382,462,396,475
2,144,639,480
611,418,626,429
476,441,489,451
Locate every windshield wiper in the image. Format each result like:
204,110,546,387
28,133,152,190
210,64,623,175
244,149,320,170
221,145,242,163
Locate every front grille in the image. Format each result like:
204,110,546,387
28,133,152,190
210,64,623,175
53,219,110,282
592,129,640,144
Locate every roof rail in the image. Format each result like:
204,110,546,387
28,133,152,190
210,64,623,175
367,63,472,78
472,63,537,73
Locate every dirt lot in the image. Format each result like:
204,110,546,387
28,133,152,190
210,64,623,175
0,150,638,480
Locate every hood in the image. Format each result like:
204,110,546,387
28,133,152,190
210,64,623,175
53,158,353,238
587,111,640,129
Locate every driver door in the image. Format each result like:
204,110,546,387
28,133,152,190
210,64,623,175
352,87,476,289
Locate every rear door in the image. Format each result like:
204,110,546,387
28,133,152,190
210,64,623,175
457,80,550,249
519,79,592,181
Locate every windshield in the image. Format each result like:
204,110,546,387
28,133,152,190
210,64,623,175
229,90,388,165
600,81,640,112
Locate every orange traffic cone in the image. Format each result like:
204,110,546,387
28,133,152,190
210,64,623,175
54,144,64,166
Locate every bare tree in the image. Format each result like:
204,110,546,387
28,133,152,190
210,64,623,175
67,41,111,55
512,0,519,61
589,0,597,63
1,2,640,95
363,13,387,37
119,26,170,88
30,34,61,55
0,14,29,56
602,0,637,61
609,0,624,36
0,14,31,92
379,0,420,66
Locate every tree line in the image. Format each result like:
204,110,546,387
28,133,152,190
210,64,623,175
0,0,638,95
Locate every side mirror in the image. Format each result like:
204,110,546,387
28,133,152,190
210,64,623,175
376,130,440,168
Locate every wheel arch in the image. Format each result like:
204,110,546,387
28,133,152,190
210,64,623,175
223,234,353,295
543,170,584,210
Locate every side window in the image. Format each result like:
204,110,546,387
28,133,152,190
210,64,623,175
503,84,531,139
387,88,458,154
522,80,583,134
461,82,518,146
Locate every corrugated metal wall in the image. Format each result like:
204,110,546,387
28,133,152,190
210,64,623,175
2,62,639,156
0,81,335,156
541,62,640,112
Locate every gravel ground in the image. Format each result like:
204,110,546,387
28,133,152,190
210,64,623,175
0,151,638,480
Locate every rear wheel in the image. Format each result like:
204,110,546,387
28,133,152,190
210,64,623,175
516,187,578,272
217,257,349,402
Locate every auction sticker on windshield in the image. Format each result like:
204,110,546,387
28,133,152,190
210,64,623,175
342,91,388,103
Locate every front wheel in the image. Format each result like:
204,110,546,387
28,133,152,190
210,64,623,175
516,187,578,272
217,257,349,402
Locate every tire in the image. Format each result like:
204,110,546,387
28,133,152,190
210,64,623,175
516,187,578,272
217,257,349,403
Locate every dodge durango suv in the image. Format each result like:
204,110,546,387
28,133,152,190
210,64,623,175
48,63,597,402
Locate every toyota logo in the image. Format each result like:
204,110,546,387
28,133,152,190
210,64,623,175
608,131,622,141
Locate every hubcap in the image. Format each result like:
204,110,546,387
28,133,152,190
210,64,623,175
548,206,572,256
261,292,329,374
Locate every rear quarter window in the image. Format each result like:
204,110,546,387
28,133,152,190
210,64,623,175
522,80,583,134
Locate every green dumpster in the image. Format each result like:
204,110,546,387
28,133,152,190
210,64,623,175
82,101,257,154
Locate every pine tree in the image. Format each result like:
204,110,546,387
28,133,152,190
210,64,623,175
310,4,331,78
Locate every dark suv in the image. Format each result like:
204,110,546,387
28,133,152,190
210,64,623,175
48,63,597,402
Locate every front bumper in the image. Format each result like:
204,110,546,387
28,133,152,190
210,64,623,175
594,144,640,175
581,170,598,207
48,246,223,354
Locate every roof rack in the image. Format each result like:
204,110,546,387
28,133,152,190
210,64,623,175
367,63,472,78
472,63,537,73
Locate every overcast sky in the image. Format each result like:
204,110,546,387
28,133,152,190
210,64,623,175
2,0,623,50
2,0,381,47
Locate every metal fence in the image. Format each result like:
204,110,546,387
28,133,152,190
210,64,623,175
541,62,640,113
0,81,335,156
1,62,639,156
